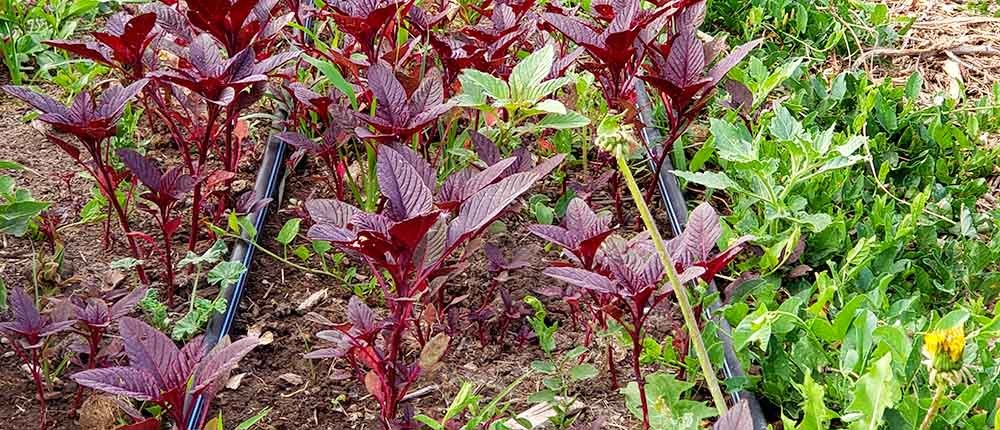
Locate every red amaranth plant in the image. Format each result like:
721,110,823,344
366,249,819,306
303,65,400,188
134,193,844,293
639,0,760,201
45,12,159,80
0,288,75,430
117,149,195,306
72,317,259,429
319,0,414,62
540,0,686,108
353,63,456,145
2,81,151,283
65,286,147,411
150,33,294,248
540,202,751,428
305,144,564,428
529,197,621,387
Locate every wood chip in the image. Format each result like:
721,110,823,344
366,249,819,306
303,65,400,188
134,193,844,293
297,288,328,312
225,372,247,390
278,373,305,386
504,398,586,429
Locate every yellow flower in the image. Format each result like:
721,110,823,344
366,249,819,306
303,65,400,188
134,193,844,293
922,325,967,387
924,326,965,363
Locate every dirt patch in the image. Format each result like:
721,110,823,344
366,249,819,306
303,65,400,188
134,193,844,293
859,1,1000,100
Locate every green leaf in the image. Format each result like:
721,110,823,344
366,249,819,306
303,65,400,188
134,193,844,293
207,261,247,288
935,308,970,330
733,305,772,351
623,372,717,427
569,364,598,381
414,416,444,430
905,72,923,100
276,218,302,246
942,384,984,424
770,104,803,141
530,360,556,374
533,99,567,115
235,408,271,430
178,240,228,268
304,55,357,110
799,212,833,233
461,69,510,101
710,119,756,163
110,257,144,270
796,372,834,430
0,277,7,313
844,354,900,430
671,170,742,191
237,215,257,239
510,45,555,100
528,389,556,403
0,160,26,170
535,111,590,130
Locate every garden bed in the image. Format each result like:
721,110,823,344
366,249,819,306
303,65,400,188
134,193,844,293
2,0,1000,430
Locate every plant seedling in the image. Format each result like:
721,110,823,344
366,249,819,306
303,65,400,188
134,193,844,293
2,81,151,283
0,288,75,430
72,317,259,429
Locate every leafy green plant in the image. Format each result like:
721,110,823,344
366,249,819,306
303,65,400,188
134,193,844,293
0,0,102,84
527,342,597,429
453,44,590,148
622,372,716,430
0,160,48,237
414,375,528,430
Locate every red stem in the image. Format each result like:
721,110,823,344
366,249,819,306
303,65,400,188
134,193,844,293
188,106,221,252
31,348,47,430
629,307,650,430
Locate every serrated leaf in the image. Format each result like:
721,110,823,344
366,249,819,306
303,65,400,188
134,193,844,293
769,104,803,141
460,69,510,101
207,261,246,288
710,119,756,163
796,372,834,430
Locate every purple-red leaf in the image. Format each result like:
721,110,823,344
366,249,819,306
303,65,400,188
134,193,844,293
708,39,763,85
118,149,162,191
190,335,260,393
377,145,434,221
367,63,410,126
72,367,160,401
543,267,616,293
447,154,564,245
118,317,179,389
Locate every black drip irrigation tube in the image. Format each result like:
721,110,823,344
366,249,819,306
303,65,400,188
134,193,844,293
635,81,767,429
182,107,290,428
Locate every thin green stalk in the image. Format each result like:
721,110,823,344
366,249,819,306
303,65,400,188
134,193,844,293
616,156,728,416
920,384,947,430
189,265,201,314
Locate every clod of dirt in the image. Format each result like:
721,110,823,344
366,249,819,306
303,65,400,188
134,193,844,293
79,395,119,430
278,373,305,387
